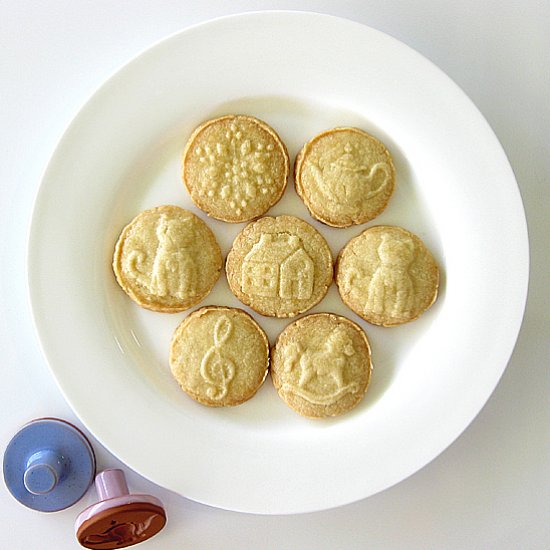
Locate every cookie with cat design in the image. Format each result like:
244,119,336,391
336,225,439,326
294,127,395,227
170,306,269,406
113,205,222,312
182,115,290,223
271,313,373,418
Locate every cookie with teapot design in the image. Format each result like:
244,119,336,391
294,127,396,227
182,115,290,223
169,306,270,406
336,225,439,326
113,205,222,312
271,313,373,418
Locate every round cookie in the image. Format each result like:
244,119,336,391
336,225,439,326
169,306,269,406
113,205,222,312
271,313,372,418
294,127,396,227
225,215,333,318
182,115,290,223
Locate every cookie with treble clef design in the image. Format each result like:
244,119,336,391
294,127,396,227
169,306,270,407
182,115,290,223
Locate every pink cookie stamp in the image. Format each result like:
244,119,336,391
75,469,166,549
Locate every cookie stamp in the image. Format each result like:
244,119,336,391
75,469,166,549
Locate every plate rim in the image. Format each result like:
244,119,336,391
27,10,530,514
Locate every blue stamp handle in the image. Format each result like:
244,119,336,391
3,418,95,512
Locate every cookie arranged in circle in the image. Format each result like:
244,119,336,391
271,313,372,418
113,205,222,312
226,215,333,318
336,225,439,326
294,127,396,227
170,306,269,406
182,115,290,223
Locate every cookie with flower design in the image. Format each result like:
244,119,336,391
182,115,290,222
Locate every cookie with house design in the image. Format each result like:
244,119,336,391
113,205,222,312
226,215,333,317
271,313,373,418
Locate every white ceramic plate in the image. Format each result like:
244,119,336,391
28,12,528,514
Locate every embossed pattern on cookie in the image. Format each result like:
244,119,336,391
113,205,222,312
271,313,372,418
294,127,395,227
199,315,236,400
170,306,269,407
226,215,333,318
336,225,439,326
182,115,289,223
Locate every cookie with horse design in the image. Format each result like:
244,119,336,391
271,313,372,418
294,127,395,227
170,306,269,406
113,205,222,312
336,225,439,326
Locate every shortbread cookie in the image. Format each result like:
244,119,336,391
294,127,396,227
113,205,222,312
271,313,372,418
225,215,333,318
336,225,439,326
182,115,290,223
170,306,269,406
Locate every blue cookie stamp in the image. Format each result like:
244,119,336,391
3,418,96,512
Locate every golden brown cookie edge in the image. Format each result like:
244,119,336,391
112,205,222,313
169,305,270,407
181,115,290,223
225,215,334,318
294,127,396,227
270,312,373,418
335,225,440,327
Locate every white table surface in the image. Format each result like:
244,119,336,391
1,1,548,548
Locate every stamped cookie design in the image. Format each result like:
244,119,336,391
113,206,222,312
226,216,333,318
170,306,269,407
199,315,236,400
295,127,395,227
182,115,290,223
271,313,372,418
241,234,314,300
336,225,439,326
